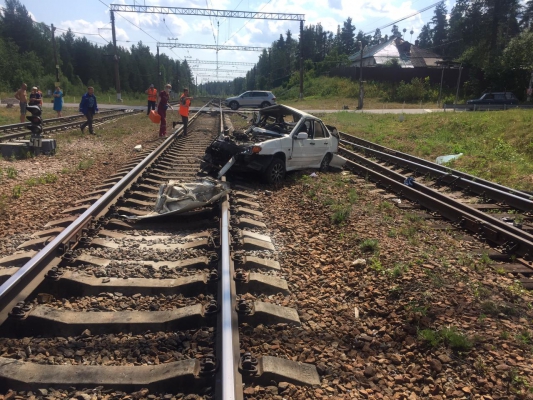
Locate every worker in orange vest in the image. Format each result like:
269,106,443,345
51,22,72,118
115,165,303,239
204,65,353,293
179,88,193,135
145,84,158,115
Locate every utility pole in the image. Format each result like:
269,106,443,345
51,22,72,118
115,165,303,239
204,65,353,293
157,45,161,93
216,21,220,82
454,63,463,106
299,20,304,99
51,24,60,84
110,10,122,102
438,64,445,108
358,41,364,110
527,71,533,101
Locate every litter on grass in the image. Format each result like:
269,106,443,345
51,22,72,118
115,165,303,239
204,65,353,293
436,153,463,165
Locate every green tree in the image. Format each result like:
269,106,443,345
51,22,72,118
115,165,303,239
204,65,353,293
339,17,356,55
431,2,448,53
521,0,533,30
391,24,402,38
418,24,432,48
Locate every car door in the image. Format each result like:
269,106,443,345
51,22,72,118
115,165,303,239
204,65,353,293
240,92,253,107
494,93,506,104
289,119,314,168
308,121,331,166
481,94,494,104
252,92,265,107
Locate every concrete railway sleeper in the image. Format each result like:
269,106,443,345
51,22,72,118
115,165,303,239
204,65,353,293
0,100,319,399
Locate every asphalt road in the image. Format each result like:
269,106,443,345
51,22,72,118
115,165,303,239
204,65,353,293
45,102,453,115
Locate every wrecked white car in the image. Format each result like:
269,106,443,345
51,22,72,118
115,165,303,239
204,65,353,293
204,104,340,184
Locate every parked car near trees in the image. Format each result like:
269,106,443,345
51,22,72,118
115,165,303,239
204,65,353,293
225,91,276,110
466,92,519,110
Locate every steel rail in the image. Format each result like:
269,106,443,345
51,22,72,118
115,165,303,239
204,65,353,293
341,147,533,259
0,110,141,142
339,132,531,199
0,109,127,133
217,100,243,400
340,137,533,213
0,101,215,324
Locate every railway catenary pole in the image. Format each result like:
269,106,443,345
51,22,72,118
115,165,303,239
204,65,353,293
454,63,463,107
358,41,364,110
299,20,304,99
527,71,533,101
157,45,162,96
51,24,60,84
110,10,122,102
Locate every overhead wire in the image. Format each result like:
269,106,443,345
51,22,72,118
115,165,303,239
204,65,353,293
205,0,218,45
97,0,185,60
363,1,443,35
357,0,433,33
161,17,186,60
222,0,274,45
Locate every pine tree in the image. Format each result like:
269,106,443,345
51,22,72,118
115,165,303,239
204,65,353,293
391,24,401,38
339,17,356,55
522,0,533,30
431,2,448,53
371,28,382,45
417,24,432,48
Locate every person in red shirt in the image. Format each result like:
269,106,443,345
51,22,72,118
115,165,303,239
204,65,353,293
179,88,193,136
157,84,173,137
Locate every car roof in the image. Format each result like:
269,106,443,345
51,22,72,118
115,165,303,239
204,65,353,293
259,104,318,120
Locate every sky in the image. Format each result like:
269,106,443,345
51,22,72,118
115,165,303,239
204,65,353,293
5,0,456,83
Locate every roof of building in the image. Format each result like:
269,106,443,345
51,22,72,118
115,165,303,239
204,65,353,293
349,37,442,67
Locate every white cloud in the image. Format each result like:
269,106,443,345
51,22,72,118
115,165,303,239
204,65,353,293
60,19,129,41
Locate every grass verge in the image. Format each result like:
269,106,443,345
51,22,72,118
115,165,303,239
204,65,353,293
322,109,533,191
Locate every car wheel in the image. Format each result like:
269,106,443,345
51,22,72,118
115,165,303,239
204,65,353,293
264,158,285,184
260,101,270,108
230,101,239,110
320,153,332,172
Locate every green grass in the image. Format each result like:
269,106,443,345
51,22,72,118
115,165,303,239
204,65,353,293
0,194,7,214
359,238,379,253
78,159,94,170
419,326,474,351
323,109,533,191
6,166,17,179
331,204,351,224
12,185,22,198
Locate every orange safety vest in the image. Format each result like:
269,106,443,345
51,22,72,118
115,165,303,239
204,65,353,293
179,94,191,117
147,88,157,102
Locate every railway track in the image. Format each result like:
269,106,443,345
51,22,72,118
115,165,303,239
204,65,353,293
338,131,533,288
0,101,318,399
0,109,142,142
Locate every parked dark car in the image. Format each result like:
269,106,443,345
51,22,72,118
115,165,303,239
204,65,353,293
467,92,518,110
